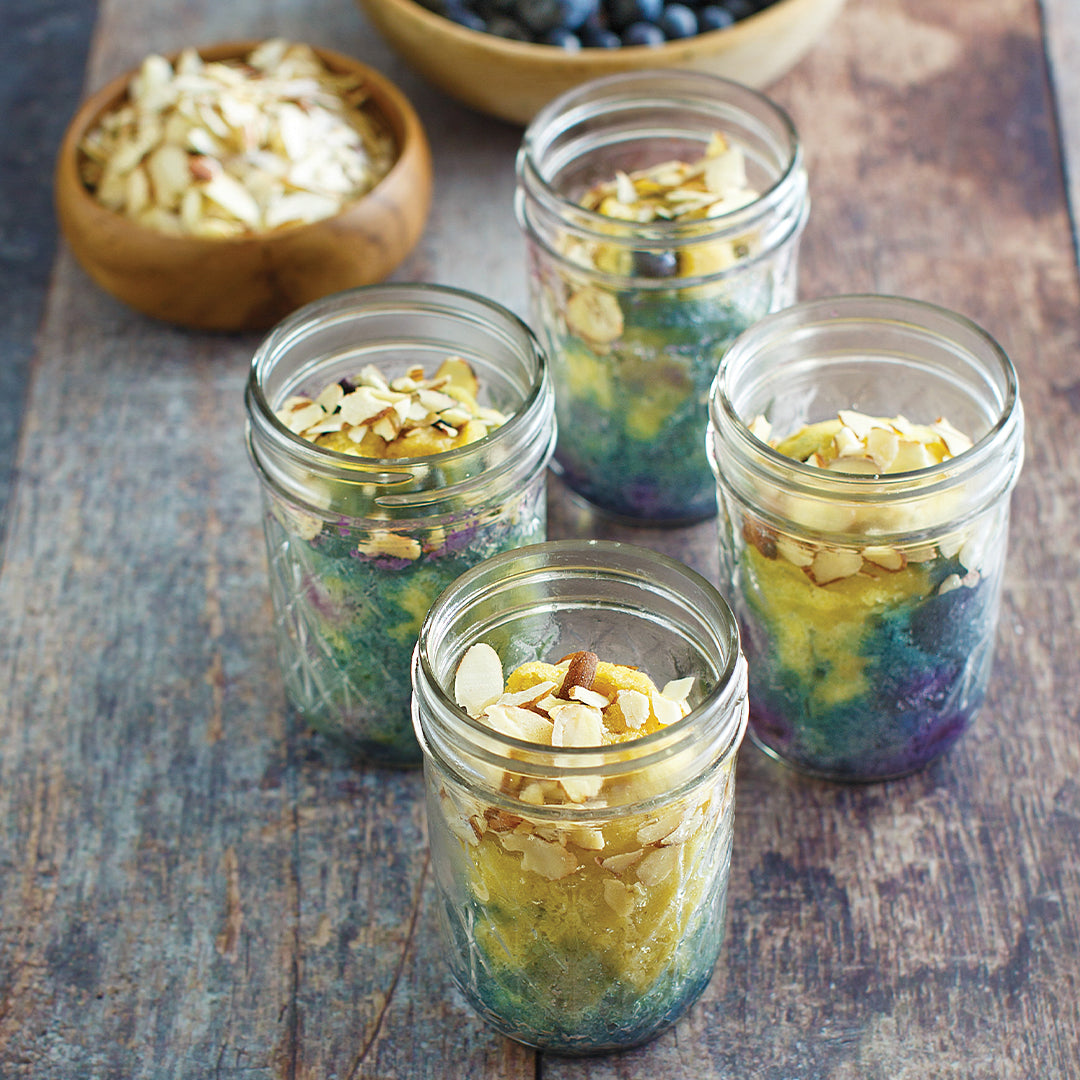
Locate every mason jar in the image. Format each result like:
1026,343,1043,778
515,70,809,524
707,295,1025,782
412,539,748,1054
245,284,556,766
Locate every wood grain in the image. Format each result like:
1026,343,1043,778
0,0,1078,1076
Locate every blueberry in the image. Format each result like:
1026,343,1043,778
633,250,679,277
722,0,757,18
697,4,734,29
516,0,561,32
559,0,601,28
605,0,663,31
544,25,583,47
659,2,698,37
445,2,487,28
475,0,516,18
581,23,622,46
486,13,533,37
621,19,665,44
519,0,600,31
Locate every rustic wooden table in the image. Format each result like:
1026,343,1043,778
2,0,1078,1076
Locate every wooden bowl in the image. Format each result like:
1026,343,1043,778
55,41,433,332
356,0,847,126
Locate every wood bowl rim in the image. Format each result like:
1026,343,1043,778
357,0,837,66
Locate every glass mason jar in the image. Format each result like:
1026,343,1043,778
515,70,809,524
412,540,749,1054
707,295,1025,782
245,284,556,767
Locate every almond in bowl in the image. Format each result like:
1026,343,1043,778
55,39,432,331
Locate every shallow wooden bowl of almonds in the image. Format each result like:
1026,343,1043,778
55,39,433,331
356,0,847,125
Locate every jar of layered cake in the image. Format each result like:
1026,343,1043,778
515,70,809,523
245,284,556,766
411,539,748,1053
707,295,1025,782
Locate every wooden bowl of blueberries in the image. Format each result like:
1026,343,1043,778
356,0,846,125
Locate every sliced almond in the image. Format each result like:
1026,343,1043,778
635,845,680,887
568,685,610,709
600,849,645,875
810,548,863,585
453,643,504,719
616,689,651,730
549,702,604,747
482,703,554,745
861,545,906,571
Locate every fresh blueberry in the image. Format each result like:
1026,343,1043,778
659,3,698,37
621,19,665,44
559,0,601,28
697,4,734,29
722,0,757,18
544,25,583,47
581,23,622,46
605,0,663,32
517,0,563,33
633,250,679,277
475,0,517,18
445,1,487,28
486,13,533,37
519,0,600,31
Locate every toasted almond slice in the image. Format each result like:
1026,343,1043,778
932,417,974,457
661,676,695,703
650,691,684,727
636,809,684,846
747,414,772,443
550,702,604,748
559,774,604,804
278,402,324,434
636,845,680,887
338,387,392,426
569,685,611,710
600,849,645,875
866,426,900,471
862,545,906,571
354,531,422,561
775,537,815,568
511,834,578,881
617,689,651,730
493,681,558,709
482,703,554,745
314,382,345,412
810,548,863,585
454,643,504,718
566,825,605,851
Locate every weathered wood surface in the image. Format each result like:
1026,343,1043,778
1,0,1078,1077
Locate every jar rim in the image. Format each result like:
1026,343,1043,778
709,293,1024,503
246,282,551,487
516,68,805,250
413,539,748,783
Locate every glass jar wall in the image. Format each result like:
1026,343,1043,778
245,284,556,766
708,295,1024,781
516,70,809,524
412,540,748,1053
